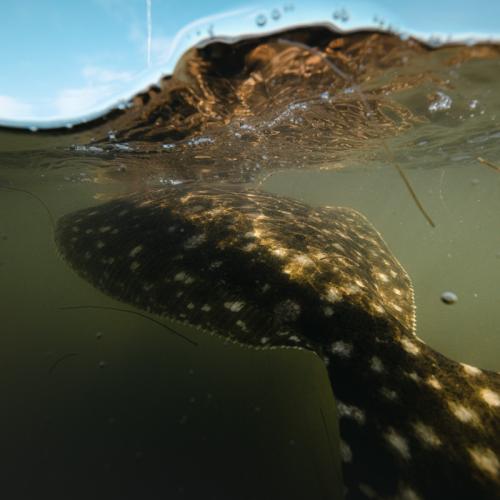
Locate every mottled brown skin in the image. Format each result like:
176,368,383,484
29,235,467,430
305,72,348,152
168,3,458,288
57,183,500,500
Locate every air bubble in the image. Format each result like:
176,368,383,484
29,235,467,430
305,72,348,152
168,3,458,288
428,91,452,113
469,99,479,110
29,125,38,132
271,9,281,20
256,14,267,27
333,8,349,22
441,291,458,305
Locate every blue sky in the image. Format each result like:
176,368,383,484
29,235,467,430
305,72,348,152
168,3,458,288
1,0,499,125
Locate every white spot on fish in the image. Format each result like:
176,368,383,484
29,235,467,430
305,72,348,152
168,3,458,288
468,447,500,478
224,301,245,312
400,487,422,500
236,320,247,331
358,484,376,498
448,402,480,425
370,356,384,373
339,440,352,463
184,233,206,249
427,376,442,390
461,363,482,377
336,401,366,425
174,271,195,284
380,387,398,400
129,245,143,258
385,428,411,460
293,254,314,267
400,338,420,355
413,421,441,447
330,341,352,358
479,388,500,407
323,306,334,317
325,287,342,304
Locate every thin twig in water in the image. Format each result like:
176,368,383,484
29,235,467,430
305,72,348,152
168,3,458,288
477,156,500,172
276,38,436,228
0,184,55,230
381,142,436,227
59,305,198,346
48,352,78,375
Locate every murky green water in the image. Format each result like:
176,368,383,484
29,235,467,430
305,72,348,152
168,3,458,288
1,29,499,500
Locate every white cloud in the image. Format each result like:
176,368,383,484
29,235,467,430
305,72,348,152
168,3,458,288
54,64,135,116
82,65,133,83
0,95,33,119
151,35,172,64
54,85,115,116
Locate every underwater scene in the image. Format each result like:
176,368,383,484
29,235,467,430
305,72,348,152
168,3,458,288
0,2,499,500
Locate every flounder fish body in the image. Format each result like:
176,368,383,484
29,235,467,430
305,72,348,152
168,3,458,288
56,183,500,499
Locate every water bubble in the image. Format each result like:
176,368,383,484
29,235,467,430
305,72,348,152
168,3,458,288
471,178,480,186
428,35,442,47
113,143,133,152
283,3,294,12
107,130,117,141
469,99,479,110
29,125,38,132
96,331,103,340
255,14,267,27
271,8,281,20
441,291,458,305
65,123,73,129
333,8,349,22
98,360,107,368
162,143,176,150
428,91,452,113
